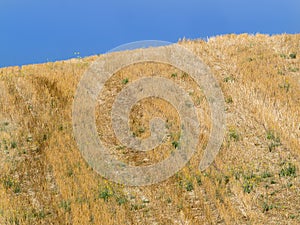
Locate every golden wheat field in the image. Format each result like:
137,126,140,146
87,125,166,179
0,33,299,225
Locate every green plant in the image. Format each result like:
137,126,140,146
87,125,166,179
13,184,21,194
172,141,179,149
31,210,47,219
268,142,280,152
280,53,288,59
116,196,128,206
243,180,253,193
166,197,172,203
288,67,299,72
185,181,194,192
2,176,20,194
122,78,129,84
229,128,239,141
195,175,202,186
261,171,272,179
99,187,114,202
10,141,17,149
66,167,74,177
279,81,290,92
3,177,14,189
181,72,188,78
270,180,276,184
289,53,296,59
266,130,275,140
225,96,233,103
279,163,296,177
60,200,71,213
9,216,20,225
266,130,281,152
177,203,183,212
224,175,230,184
224,75,235,82
262,201,273,213
171,73,177,78
277,70,284,75
43,134,48,141
130,204,145,211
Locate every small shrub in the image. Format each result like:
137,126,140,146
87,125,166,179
171,73,177,78
122,78,129,84
172,141,179,149
289,53,296,59
185,181,194,192
99,187,114,202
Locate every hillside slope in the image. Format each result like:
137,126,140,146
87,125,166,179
0,33,299,224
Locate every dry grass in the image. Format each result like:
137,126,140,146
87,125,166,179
0,33,299,224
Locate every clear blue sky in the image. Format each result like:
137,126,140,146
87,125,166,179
1,0,299,68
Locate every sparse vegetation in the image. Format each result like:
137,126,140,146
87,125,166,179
279,163,296,177
0,33,299,224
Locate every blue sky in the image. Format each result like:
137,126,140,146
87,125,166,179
1,0,299,68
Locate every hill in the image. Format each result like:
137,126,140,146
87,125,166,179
0,33,299,224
